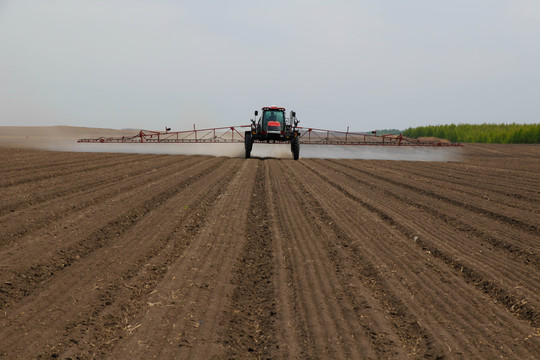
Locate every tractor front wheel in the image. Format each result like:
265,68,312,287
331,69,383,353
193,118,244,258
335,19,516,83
245,132,253,158
291,137,300,160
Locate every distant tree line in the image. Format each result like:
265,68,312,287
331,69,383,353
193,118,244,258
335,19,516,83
402,123,540,144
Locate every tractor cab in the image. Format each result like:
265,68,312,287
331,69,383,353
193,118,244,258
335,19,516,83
258,106,286,139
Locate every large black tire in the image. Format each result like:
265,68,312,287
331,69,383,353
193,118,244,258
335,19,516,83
245,131,253,158
291,136,300,160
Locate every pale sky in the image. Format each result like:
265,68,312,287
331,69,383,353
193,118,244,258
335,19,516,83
0,0,539,131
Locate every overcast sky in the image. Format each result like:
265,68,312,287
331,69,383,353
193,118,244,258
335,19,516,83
0,0,539,131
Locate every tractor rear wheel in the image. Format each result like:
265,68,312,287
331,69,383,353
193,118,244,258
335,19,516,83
245,132,253,158
291,136,300,160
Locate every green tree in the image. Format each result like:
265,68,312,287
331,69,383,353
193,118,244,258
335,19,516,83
402,123,540,144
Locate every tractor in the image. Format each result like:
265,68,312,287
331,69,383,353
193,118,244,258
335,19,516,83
244,106,300,160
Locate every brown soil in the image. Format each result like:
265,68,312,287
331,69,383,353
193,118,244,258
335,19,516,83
0,129,539,359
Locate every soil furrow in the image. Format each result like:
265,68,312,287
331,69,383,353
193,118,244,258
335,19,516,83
98,160,258,359
0,154,176,217
330,159,540,236
219,160,279,359
320,159,540,268
265,164,303,359
367,161,540,211
290,162,450,358
277,175,337,357
0,153,150,188
0,157,221,309
274,160,408,359
2,152,124,174
42,160,243,359
0,159,241,358
0,156,203,249
296,160,539,358
304,160,540,327
378,158,540,192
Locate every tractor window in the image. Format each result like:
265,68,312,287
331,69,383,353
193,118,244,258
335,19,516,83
264,111,285,126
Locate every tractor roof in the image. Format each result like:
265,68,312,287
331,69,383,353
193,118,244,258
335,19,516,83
262,106,285,111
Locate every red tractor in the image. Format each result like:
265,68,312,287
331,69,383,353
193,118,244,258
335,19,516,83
244,106,300,160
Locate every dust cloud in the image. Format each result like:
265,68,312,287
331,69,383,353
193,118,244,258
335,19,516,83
301,144,463,162
74,142,246,157
72,143,461,162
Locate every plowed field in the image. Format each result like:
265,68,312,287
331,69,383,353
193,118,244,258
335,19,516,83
1,144,539,359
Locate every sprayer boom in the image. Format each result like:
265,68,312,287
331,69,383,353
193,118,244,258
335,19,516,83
77,106,462,160
77,126,461,147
